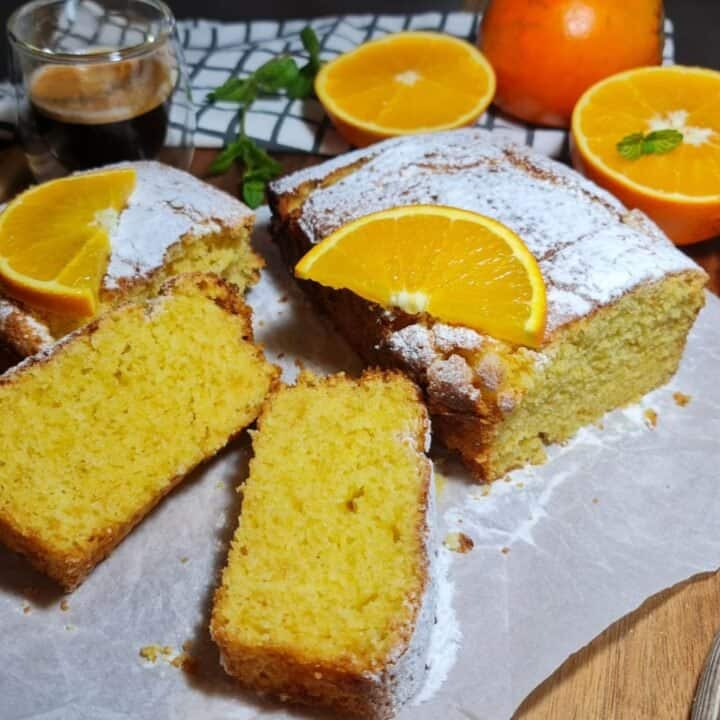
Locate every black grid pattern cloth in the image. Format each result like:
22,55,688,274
0,12,676,156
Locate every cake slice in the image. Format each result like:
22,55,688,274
0,161,263,357
0,274,278,589
269,129,708,481
211,372,435,720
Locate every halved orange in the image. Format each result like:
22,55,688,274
572,65,720,245
0,168,136,317
315,32,496,148
295,205,546,348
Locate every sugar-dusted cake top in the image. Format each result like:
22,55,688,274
272,129,703,336
102,161,253,288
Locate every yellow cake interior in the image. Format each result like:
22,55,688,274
45,224,262,339
212,372,430,673
438,272,707,478
0,275,276,574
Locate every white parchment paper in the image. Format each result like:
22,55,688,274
2,208,719,720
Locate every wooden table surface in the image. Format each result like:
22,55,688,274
1,144,719,719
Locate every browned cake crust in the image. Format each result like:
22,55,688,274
0,274,279,590
268,130,708,481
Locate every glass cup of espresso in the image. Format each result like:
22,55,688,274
7,0,195,181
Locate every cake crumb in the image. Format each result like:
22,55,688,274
503,476,511,483
257,319,265,327
444,531,474,554
180,556,189,564
139,645,160,663
65,624,75,631
501,546,510,555
60,599,69,612
294,358,306,371
22,604,31,615
673,392,691,407
171,652,189,669
515,481,524,489
592,497,599,505
160,646,173,656
644,408,658,428
277,352,286,359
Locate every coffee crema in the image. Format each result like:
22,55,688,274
26,55,174,173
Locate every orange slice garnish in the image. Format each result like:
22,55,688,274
295,205,546,348
0,168,136,316
572,65,720,245
315,32,496,148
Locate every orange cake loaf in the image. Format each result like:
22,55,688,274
269,129,707,481
0,274,278,589
211,372,435,719
0,161,262,357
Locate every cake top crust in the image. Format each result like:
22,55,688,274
271,129,703,337
101,161,253,288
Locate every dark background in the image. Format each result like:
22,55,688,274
1,0,719,76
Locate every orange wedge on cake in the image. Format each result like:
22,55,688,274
315,32,496,147
572,65,720,245
295,205,546,348
0,168,136,316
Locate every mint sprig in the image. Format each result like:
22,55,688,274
207,27,323,207
617,129,683,161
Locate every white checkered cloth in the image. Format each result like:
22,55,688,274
0,12,676,157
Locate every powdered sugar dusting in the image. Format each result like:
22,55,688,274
413,547,461,706
0,297,54,351
272,129,702,337
387,324,436,373
102,161,252,287
432,323,483,354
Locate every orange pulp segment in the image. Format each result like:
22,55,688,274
0,168,137,316
295,205,547,348
315,32,496,148
572,65,720,245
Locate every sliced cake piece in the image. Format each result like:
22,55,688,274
211,371,435,720
0,161,263,357
269,128,708,481
0,274,278,589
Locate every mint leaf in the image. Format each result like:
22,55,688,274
617,129,683,160
644,129,684,154
616,133,644,160
206,26,324,202
253,56,301,92
209,133,282,207
208,78,256,105
208,137,246,174
242,178,267,209
286,68,315,99
300,26,321,68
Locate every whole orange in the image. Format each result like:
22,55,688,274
479,0,664,127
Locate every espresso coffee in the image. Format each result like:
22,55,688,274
25,55,174,175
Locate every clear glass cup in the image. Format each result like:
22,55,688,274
7,0,195,181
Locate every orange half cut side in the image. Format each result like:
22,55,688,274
315,32,496,147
